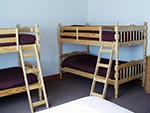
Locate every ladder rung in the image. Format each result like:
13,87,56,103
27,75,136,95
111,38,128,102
91,92,103,98
94,76,106,83
102,42,114,47
101,49,112,53
26,68,39,74
23,53,36,57
33,100,46,107
21,44,35,51
29,83,42,90
97,63,109,68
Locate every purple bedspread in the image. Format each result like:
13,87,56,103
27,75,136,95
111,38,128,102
62,54,126,79
0,67,37,90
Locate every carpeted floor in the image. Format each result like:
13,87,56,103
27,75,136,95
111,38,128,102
0,74,150,113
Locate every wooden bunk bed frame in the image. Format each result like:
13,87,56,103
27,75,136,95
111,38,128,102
0,24,49,112
0,24,40,97
58,22,147,98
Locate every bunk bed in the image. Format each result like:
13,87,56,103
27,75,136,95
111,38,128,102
0,24,39,97
58,22,147,98
0,24,49,113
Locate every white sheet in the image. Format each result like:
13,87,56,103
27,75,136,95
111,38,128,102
36,96,134,113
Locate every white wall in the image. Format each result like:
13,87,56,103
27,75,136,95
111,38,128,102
88,0,150,60
0,0,88,76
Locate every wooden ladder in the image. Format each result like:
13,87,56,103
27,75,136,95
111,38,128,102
19,44,49,113
90,41,115,99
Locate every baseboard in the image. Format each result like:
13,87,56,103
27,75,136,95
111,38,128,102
131,79,142,86
43,73,75,82
43,73,60,81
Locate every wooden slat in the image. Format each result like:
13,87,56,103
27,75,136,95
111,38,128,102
119,40,144,46
33,100,46,107
60,26,77,31
0,37,16,43
94,76,106,83
21,44,35,50
78,33,99,38
26,68,39,74
61,67,115,85
118,25,144,31
0,28,17,35
60,32,76,37
0,86,26,97
60,26,114,31
118,60,143,69
0,46,18,54
123,68,126,79
60,32,100,38
101,49,112,53
29,83,42,90
78,26,100,31
0,83,41,97
23,53,36,57
60,38,101,46
90,92,103,98
60,26,100,31
98,63,109,68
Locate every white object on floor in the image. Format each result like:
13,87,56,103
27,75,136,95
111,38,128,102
36,96,134,113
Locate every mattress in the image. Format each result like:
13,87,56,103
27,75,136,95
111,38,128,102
36,96,134,113
0,67,37,90
62,54,126,79
0,34,36,47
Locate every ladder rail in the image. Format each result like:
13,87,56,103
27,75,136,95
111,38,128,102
19,45,34,113
90,42,103,95
34,44,49,108
102,42,115,98
19,44,49,113
90,41,115,99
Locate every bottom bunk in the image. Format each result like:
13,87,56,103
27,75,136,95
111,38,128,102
0,67,37,97
60,53,143,98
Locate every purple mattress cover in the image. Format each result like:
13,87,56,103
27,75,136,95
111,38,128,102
62,54,126,79
0,67,37,90
0,34,36,47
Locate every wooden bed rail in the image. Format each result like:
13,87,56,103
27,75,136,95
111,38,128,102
61,51,88,59
0,28,19,54
59,22,147,47
118,60,143,81
58,22,147,98
115,22,147,46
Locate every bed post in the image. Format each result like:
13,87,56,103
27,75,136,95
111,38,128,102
143,22,147,87
86,22,90,54
35,24,40,58
58,23,63,79
86,46,90,54
114,22,119,98
16,24,21,67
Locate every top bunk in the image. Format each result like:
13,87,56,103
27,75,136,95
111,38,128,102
0,24,40,54
58,22,147,47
